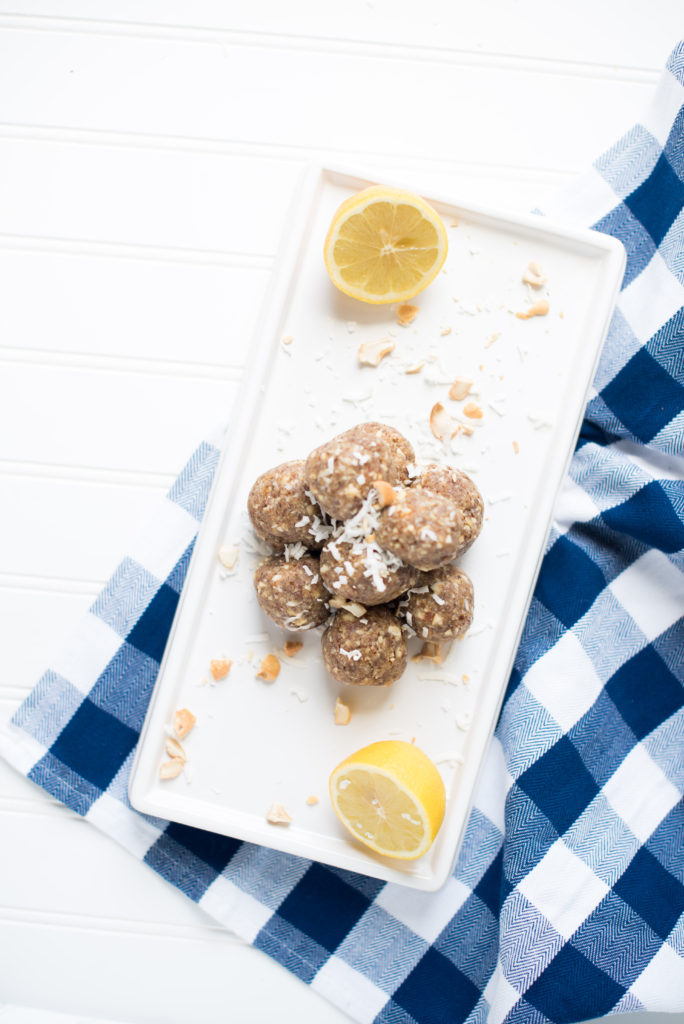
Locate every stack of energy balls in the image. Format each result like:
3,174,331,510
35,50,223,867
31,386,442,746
248,422,483,687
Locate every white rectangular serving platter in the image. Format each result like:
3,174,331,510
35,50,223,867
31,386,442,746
128,165,625,891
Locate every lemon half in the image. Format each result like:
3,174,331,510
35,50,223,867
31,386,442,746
323,186,448,304
329,740,446,860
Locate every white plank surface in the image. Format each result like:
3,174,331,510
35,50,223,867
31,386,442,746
0,2,682,1021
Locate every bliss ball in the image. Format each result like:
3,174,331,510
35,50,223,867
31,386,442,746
413,464,483,553
400,566,474,641
247,460,331,551
375,488,467,571
254,554,330,630
321,607,407,686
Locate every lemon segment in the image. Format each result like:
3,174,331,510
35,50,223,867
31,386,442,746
323,186,448,304
329,740,446,860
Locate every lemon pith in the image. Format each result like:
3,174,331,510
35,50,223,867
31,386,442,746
329,740,446,860
323,186,448,304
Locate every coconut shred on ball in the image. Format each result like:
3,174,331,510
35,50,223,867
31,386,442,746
375,488,467,571
304,422,413,521
254,554,330,630
321,607,407,687
319,536,419,605
413,464,483,553
400,566,474,641
247,460,331,551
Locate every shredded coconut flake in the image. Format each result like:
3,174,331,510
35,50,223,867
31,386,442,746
339,647,362,661
284,542,307,561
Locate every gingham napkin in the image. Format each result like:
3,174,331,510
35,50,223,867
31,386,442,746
2,43,684,1024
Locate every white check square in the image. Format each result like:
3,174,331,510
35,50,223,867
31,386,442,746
51,611,122,696
87,789,163,859
644,71,684,147
619,250,684,343
610,548,684,642
518,839,609,939
630,941,684,1011
376,874,471,944
201,875,272,943
603,742,682,843
312,955,389,1024
523,631,603,732
127,496,199,584
483,962,521,1024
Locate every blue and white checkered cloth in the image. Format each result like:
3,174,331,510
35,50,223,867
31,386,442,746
2,42,684,1024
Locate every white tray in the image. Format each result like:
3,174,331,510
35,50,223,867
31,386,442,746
128,166,625,890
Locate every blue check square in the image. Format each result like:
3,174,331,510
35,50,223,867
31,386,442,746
525,944,625,1022
49,697,138,793
606,645,683,741
393,948,480,1024
614,846,684,940
517,736,600,835
534,535,606,629
626,152,684,247
601,347,684,443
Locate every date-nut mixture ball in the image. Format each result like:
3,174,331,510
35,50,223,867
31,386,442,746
247,460,331,551
321,607,407,687
375,488,467,571
413,464,484,553
254,554,330,631
342,422,415,485
319,537,419,606
304,426,395,521
400,566,474,641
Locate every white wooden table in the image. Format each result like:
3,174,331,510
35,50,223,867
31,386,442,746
1,4,682,1021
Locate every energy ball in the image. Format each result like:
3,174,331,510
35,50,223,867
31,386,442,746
319,537,419,606
321,607,407,687
400,566,474,641
254,554,330,631
376,488,467,571
343,422,415,484
304,426,395,521
413,464,483,553
248,460,331,551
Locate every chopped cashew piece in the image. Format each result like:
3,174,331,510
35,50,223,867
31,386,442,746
372,480,396,507
411,641,443,664
165,737,186,761
306,795,320,806
516,299,550,320
448,377,473,402
334,697,352,725
358,337,395,367
522,261,547,288
284,640,303,657
217,544,239,570
174,708,196,740
257,654,281,682
159,758,184,780
210,658,232,681
404,363,424,375
463,402,484,419
266,803,292,825
329,596,368,618
430,402,458,441
397,303,419,325
512,440,520,454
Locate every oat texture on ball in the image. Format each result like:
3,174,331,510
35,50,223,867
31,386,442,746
248,422,483,687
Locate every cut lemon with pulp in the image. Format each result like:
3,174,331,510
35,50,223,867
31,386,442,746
324,186,448,304
329,740,446,860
